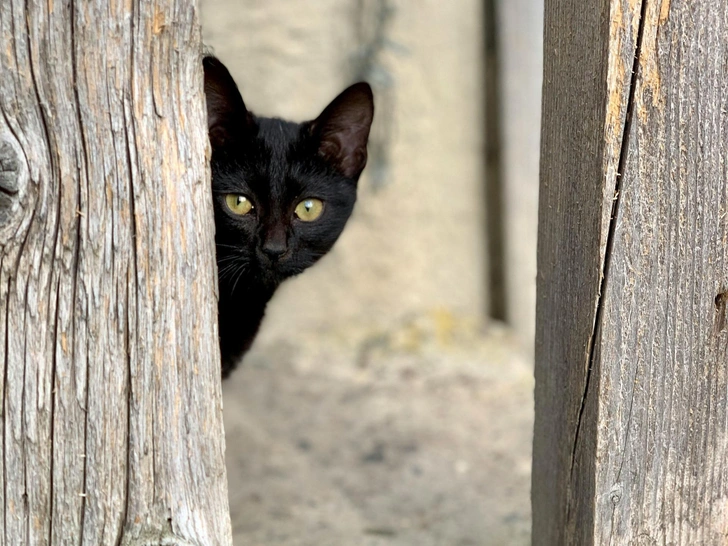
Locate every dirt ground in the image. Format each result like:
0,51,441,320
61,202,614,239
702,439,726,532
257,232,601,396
222,313,534,546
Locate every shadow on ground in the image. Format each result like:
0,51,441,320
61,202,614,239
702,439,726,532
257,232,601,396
223,313,533,546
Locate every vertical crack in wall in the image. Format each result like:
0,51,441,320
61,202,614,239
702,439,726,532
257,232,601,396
484,0,506,321
568,0,649,503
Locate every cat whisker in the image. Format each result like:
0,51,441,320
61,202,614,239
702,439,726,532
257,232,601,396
221,266,244,283
230,262,250,295
219,256,246,280
217,254,244,265
218,264,234,279
218,260,247,282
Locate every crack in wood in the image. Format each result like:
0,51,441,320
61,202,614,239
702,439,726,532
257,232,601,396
2,273,9,546
568,0,650,504
47,278,61,545
68,0,94,540
119,103,138,546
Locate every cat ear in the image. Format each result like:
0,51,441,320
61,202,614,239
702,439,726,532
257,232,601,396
203,56,254,147
310,82,374,179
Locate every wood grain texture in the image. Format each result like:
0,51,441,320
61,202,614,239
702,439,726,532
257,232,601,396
536,0,728,544
595,1,728,543
0,0,231,544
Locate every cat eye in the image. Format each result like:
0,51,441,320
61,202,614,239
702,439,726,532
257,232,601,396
294,198,324,222
224,194,253,216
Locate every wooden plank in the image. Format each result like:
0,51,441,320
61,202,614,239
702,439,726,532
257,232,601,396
0,0,231,543
533,0,615,541
535,0,728,543
595,1,728,543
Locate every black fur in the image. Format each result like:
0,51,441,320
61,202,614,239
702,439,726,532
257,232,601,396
203,56,374,376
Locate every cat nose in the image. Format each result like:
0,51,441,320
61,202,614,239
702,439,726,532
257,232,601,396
262,243,286,260
262,233,287,261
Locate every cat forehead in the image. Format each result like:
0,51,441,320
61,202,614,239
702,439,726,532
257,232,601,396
256,116,303,146
246,117,319,184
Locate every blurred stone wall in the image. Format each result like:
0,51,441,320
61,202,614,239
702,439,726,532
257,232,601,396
201,0,488,341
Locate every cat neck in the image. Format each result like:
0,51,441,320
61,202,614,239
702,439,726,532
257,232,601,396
217,278,280,377
222,275,279,303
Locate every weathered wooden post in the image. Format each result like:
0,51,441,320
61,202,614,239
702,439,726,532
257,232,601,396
0,0,231,543
534,0,728,544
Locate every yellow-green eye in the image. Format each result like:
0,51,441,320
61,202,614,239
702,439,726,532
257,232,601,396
224,194,253,216
295,198,324,222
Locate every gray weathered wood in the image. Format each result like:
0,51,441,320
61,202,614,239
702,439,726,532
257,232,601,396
0,0,232,544
533,0,612,541
535,0,728,544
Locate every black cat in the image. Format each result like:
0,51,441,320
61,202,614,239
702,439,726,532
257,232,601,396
203,57,374,377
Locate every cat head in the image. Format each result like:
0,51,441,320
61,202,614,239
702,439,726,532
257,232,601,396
203,56,374,291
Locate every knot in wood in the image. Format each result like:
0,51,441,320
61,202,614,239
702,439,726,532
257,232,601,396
0,140,20,195
0,137,24,226
608,483,622,506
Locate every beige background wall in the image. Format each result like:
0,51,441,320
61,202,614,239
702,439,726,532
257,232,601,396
201,5,542,542
498,0,543,346
201,0,488,343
